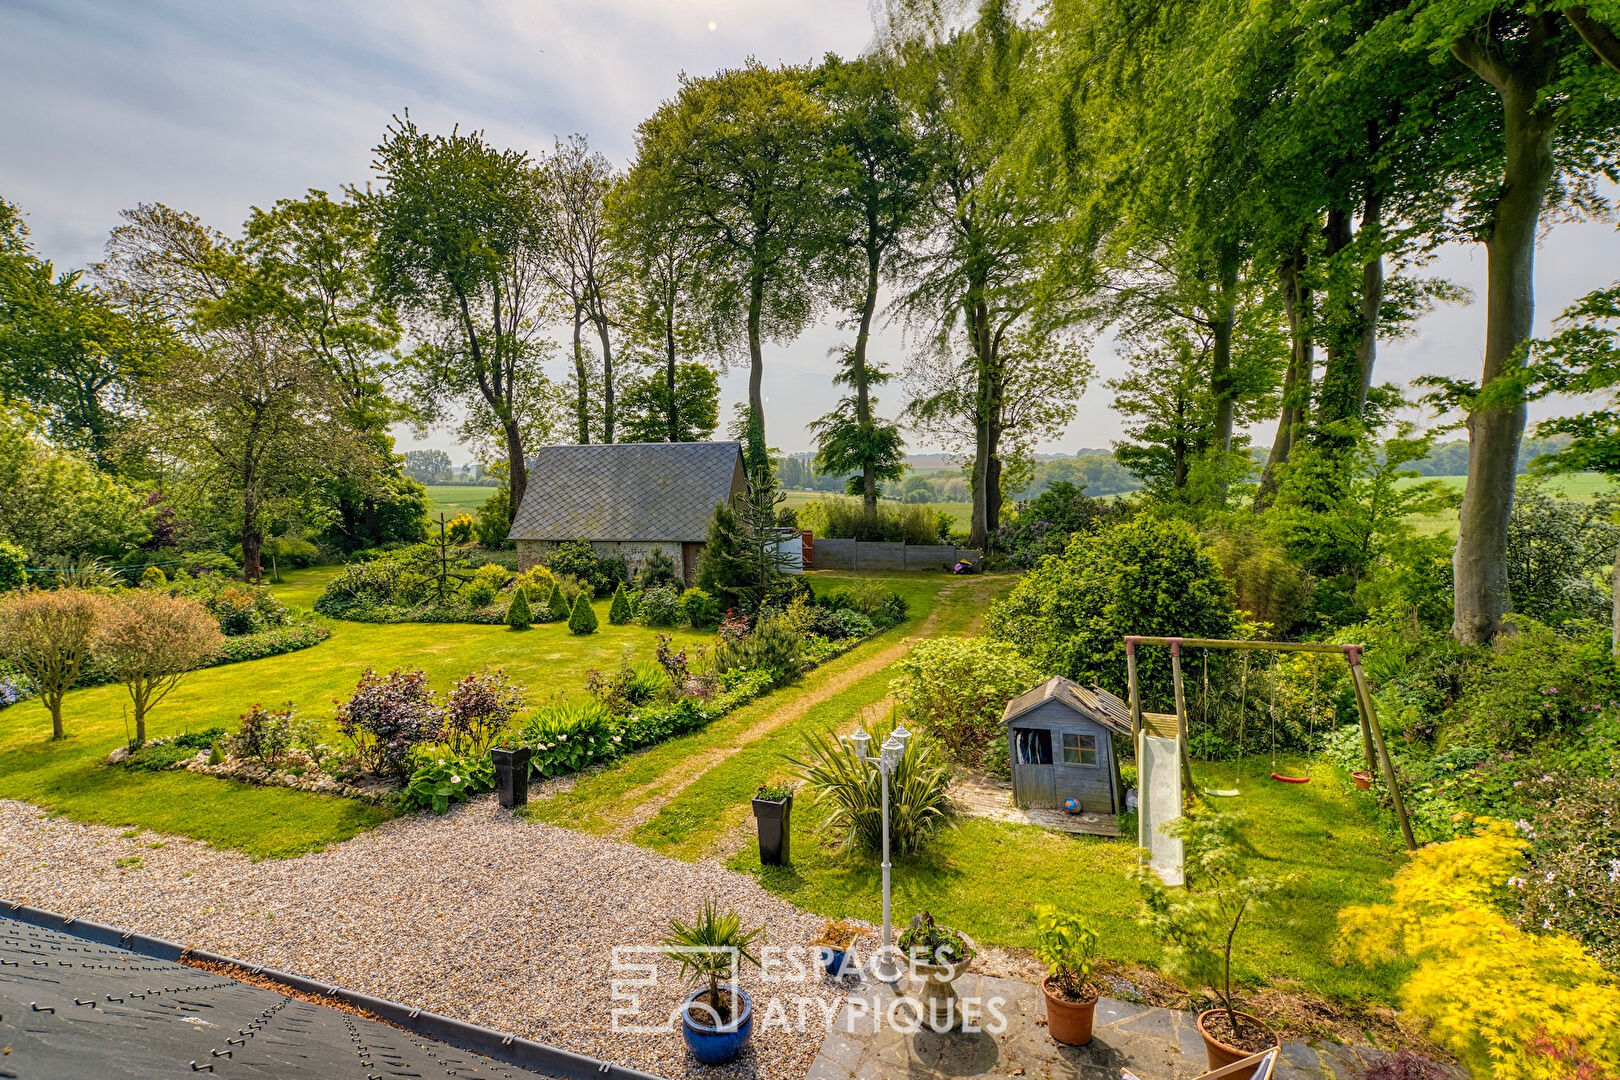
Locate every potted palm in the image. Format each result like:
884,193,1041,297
898,912,975,1031
1134,808,1283,1080
663,900,764,1066
1032,905,1101,1045
751,782,794,866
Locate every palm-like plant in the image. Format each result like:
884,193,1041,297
662,900,764,1027
787,716,954,856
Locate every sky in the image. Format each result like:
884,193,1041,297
3,0,1618,465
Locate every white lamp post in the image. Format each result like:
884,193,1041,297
847,723,911,983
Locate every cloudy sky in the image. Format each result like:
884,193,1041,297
3,0,1617,464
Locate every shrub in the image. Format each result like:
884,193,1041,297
516,699,621,778
0,541,24,592
474,486,511,548
811,607,875,640
822,582,908,627
798,497,949,544
986,517,1238,711
713,613,803,683
788,719,954,856
139,565,167,588
512,564,557,598
333,668,444,782
0,587,103,739
1515,774,1620,969
638,548,682,591
506,586,532,629
636,584,681,628
890,637,1041,771
568,593,599,635
545,582,571,622
546,540,601,588
678,587,722,630
401,750,495,814
596,554,630,596
1339,819,1620,1079
466,578,498,608
443,668,525,756
96,591,224,747
1448,620,1620,750
995,481,1133,569
609,584,632,625
231,703,302,766
446,512,476,544
473,561,510,590
586,660,670,713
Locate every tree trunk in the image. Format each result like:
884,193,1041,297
1354,185,1385,413
594,315,615,443
1210,261,1238,456
572,304,589,444
1452,24,1560,645
1258,242,1313,505
504,420,527,528
1316,207,1358,436
854,249,880,515
49,698,64,740
665,299,679,443
746,266,766,459
241,481,262,584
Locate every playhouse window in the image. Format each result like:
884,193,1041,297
1063,733,1098,765
1014,728,1052,765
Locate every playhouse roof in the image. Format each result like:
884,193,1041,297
1001,675,1134,736
507,441,745,544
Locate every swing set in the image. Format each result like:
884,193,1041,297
1124,635,1416,851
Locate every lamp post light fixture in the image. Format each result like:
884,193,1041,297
846,722,911,983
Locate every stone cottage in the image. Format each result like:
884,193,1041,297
506,441,747,584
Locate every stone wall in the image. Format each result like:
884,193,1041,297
516,539,696,582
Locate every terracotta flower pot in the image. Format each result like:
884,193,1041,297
1352,770,1373,790
1040,976,1097,1046
1196,1009,1281,1080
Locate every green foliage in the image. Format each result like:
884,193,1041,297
230,703,304,767
996,482,1134,570
400,750,496,814
608,584,632,625
788,718,954,857
797,496,949,545
617,363,721,443
713,613,804,684
636,548,682,591
568,593,599,635
0,411,152,563
897,912,974,966
1503,478,1618,626
986,517,1238,710
635,584,680,628
138,565,167,588
678,587,721,630
546,582,571,622
1033,906,1100,997
890,637,1040,772
663,899,765,1021
1514,773,1620,971
695,499,753,611
506,586,532,629
0,540,24,591
515,699,621,778
820,581,908,628
546,539,601,589
474,485,512,548
1449,621,1620,751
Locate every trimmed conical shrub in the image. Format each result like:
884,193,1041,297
547,583,570,622
506,585,532,629
568,592,599,635
608,584,632,625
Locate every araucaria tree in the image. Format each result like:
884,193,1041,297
627,62,828,470
361,115,552,527
96,591,223,747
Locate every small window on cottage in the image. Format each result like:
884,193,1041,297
1062,733,1098,765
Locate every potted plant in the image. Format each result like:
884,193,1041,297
663,899,764,1066
811,919,863,977
1351,770,1374,790
1133,807,1283,1080
1032,905,1101,1045
898,912,975,1031
751,782,793,866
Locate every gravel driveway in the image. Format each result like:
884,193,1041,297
0,796,845,1080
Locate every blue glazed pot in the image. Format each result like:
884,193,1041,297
819,946,847,977
680,985,753,1065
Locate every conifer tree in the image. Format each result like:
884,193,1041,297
608,584,632,625
568,592,599,635
546,582,570,622
506,585,531,629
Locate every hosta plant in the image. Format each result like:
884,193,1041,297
401,751,495,814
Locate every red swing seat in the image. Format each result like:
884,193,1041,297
1269,772,1310,784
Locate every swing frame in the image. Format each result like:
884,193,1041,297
1123,635,1417,851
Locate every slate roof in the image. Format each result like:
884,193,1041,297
507,441,745,544
1001,675,1135,736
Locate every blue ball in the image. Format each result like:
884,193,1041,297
1063,798,1082,815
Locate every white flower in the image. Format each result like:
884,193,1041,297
1515,819,1533,833
1610,859,1620,883
450,774,462,784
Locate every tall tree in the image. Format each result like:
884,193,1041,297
1394,1,1620,643
616,361,719,443
360,115,552,525
807,53,929,513
542,135,620,443
628,62,828,466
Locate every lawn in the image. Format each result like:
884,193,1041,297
423,484,498,519
0,571,711,857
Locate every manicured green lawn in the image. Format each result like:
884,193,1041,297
423,484,498,518
0,575,710,857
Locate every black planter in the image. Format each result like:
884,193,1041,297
492,746,532,809
752,794,792,866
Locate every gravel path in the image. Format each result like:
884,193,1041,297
0,796,845,1080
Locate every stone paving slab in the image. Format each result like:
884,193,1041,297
807,972,1387,1080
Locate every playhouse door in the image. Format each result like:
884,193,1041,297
1011,728,1056,808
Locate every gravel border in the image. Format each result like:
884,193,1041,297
0,796,848,1080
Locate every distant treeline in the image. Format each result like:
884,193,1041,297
777,434,1573,505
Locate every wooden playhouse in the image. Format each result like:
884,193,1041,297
1001,676,1131,814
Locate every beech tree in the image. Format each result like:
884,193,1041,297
361,115,551,525
0,588,102,739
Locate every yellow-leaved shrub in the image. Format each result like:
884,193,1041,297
1338,819,1620,1080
